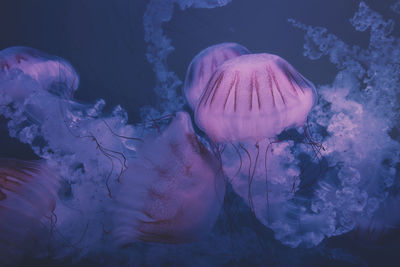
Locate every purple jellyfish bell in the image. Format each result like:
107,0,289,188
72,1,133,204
195,53,316,143
0,158,59,264
183,43,250,110
112,111,225,245
0,46,79,99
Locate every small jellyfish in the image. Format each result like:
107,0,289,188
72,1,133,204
0,158,59,264
112,112,225,245
0,46,79,99
183,42,250,109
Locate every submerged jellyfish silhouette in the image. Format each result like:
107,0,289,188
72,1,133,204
353,194,400,242
0,46,79,99
0,159,59,264
112,112,225,245
183,43,250,109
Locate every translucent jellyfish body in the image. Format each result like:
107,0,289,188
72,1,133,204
0,47,139,256
112,112,225,244
0,46,79,99
191,52,319,247
183,42,250,109
0,47,131,177
0,159,59,264
195,53,316,143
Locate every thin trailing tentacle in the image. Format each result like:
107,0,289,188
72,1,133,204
210,140,225,205
238,143,253,212
239,142,268,252
264,140,271,224
230,142,243,180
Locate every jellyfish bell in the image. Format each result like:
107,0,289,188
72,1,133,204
0,158,59,264
0,46,79,100
183,42,250,110
195,53,317,143
112,111,225,245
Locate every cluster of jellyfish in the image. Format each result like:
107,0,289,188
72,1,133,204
1,0,400,265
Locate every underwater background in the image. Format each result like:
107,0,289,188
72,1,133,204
1,0,400,266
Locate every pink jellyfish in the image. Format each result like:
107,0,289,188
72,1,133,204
0,46,79,99
183,43,250,109
193,53,316,227
112,112,225,244
0,158,59,264
195,53,316,143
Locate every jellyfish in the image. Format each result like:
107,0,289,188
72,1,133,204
112,111,225,245
195,53,316,143
0,46,79,100
0,47,141,256
0,158,59,264
0,46,83,155
193,52,318,245
183,42,250,109
0,46,130,182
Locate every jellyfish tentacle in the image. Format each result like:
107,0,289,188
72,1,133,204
230,142,243,179
238,143,254,212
